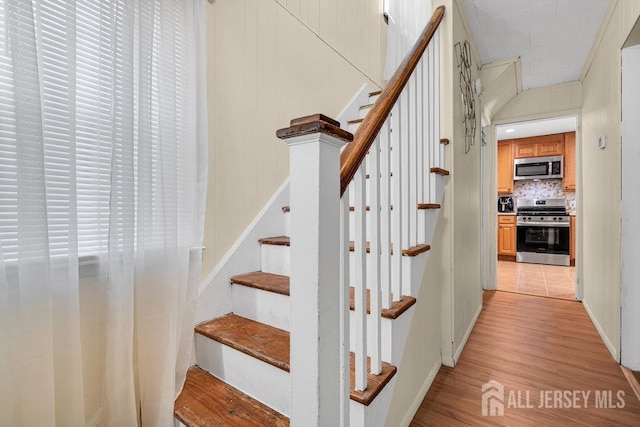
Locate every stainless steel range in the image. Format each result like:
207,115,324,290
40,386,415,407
516,198,570,266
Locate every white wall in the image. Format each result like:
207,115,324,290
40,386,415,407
202,0,387,279
385,0,484,423
580,0,640,362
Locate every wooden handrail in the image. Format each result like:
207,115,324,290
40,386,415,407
339,6,445,196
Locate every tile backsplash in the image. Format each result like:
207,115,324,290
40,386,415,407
511,180,576,213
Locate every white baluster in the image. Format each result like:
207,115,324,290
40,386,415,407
429,42,437,201
436,30,443,170
409,72,418,247
391,102,403,301
417,58,425,207
354,164,367,391
339,191,350,427
380,118,392,310
400,89,410,251
369,136,382,375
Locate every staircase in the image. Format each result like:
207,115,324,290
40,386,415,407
175,7,446,427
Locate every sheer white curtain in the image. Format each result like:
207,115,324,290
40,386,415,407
0,0,207,426
384,0,432,79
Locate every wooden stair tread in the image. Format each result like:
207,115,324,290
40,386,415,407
258,236,291,246
195,315,396,406
440,138,450,145
430,167,450,176
347,118,364,125
349,241,431,257
350,353,397,406
349,287,416,319
195,314,290,372
359,103,374,110
369,90,382,97
231,272,290,296
175,366,289,427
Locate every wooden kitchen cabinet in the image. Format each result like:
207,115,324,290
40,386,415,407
514,142,537,158
498,215,516,257
497,140,514,194
570,216,576,265
513,134,565,158
563,131,576,191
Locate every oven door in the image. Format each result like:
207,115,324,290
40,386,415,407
517,225,570,254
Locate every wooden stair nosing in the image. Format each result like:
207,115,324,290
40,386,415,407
349,287,416,320
440,138,450,145
359,103,374,110
349,240,431,257
175,366,289,427
196,314,397,406
369,90,382,97
258,236,291,246
430,167,450,176
260,236,430,257
348,204,440,211
195,313,290,372
230,271,290,296
347,118,364,125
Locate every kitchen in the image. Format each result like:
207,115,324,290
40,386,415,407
496,118,577,300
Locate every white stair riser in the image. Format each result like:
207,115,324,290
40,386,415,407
260,244,289,276
348,208,437,243
229,282,412,352
195,334,290,415
350,376,397,427
231,284,290,331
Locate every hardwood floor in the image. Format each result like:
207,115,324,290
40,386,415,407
411,291,640,426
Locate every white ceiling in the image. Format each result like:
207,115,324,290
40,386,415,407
496,115,577,140
462,0,610,90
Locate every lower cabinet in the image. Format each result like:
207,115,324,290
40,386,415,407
498,215,516,256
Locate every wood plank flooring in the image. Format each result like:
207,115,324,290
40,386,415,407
411,291,640,426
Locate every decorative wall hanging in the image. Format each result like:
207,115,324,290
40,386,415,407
481,126,487,147
454,40,476,154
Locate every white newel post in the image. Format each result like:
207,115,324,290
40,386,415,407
277,115,353,426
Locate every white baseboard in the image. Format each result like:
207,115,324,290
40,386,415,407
582,298,619,362
453,302,482,364
399,358,442,427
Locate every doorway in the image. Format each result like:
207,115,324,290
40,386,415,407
493,117,578,300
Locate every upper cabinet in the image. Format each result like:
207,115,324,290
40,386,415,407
563,131,576,191
498,132,575,194
497,140,513,194
513,134,565,158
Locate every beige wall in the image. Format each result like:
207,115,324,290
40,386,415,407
202,0,387,279
386,0,484,423
493,81,582,123
580,0,640,361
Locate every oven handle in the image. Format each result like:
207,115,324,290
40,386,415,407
516,222,570,228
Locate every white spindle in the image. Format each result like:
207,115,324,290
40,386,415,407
429,42,437,200
409,72,418,247
436,30,443,169
339,192,350,427
353,164,367,391
380,118,392,309
369,136,382,375
400,89,411,251
417,58,425,206
391,102,403,301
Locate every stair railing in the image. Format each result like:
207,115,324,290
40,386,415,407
277,6,445,426
342,3,445,391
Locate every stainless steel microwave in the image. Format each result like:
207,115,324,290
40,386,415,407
514,156,563,180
